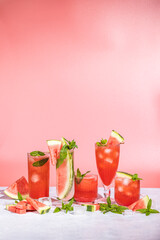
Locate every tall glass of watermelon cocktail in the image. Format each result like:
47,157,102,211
95,130,124,199
115,171,142,206
47,137,78,201
28,151,50,199
74,169,98,202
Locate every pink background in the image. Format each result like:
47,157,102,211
0,0,160,187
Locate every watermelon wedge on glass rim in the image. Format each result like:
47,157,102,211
47,137,77,201
46,140,62,166
107,130,124,147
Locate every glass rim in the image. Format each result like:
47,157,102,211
115,176,140,181
75,174,98,179
27,152,50,156
95,143,120,148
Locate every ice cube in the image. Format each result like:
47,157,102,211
38,197,52,206
118,186,123,192
125,191,132,196
105,158,113,164
122,210,134,216
104,149,111,154
98,153,103,159
123,178,130,186
31,174,39,183
72,204,86,215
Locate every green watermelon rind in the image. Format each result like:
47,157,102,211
46,139,61,146
38,206,51,214
84,205,97,212
26,197,51,214
58,150,74,199
82,204,99,212
111,130,124,143
6,204,16,210
116,171,133,179
4,189,29,200
135,195,149,210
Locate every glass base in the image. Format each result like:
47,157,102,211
38,197,52,206
94,184,115,203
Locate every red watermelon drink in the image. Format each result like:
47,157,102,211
28,151,50,199
115,172,141,206
74,170,98,202
47,137,78,200
95,130,124,198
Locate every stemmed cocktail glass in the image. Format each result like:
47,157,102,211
95,130,124,200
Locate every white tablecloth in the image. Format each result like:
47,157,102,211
0,187,160,240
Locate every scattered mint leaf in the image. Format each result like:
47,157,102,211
96,138,107,146
15,200,18,203
149,209,159,213
99,196,128,214
147,199,152,210
68,198,74,207
32,158,49,167
146,211,150,216
53,207,61,213
56,138,77,169
131,173,143,181
136,209,147,213
18,192,23,201
61,198,75,213
30,151,45,156
62,202,65,209
107,196,111,208
75,168,90,184
136,198,159,216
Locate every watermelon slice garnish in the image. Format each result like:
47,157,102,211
116,171,132,179
26,197,51,214
107,130,124,146
128,195,149,211
4,176,29,200
56,138,74,200
6,204,17,213
46,139,62,166
82,204,100,212
15,200,28,210
5,204,27,214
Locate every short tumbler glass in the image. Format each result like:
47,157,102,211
114,176,140,206
74,174,98,202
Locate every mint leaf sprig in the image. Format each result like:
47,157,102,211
30,151,45,156
99,196,128,214
15,192,23,203
53,198,75,214
56,138,78,168
75,168,90,184
96,139,107,147
136,199,159,216
32,158,49,167
30,151,49,167
18,192,23,201
64,138,78,150
131,174,143,181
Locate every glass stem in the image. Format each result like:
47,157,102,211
103,185,111,198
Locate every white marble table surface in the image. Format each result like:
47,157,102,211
0,187,160,240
